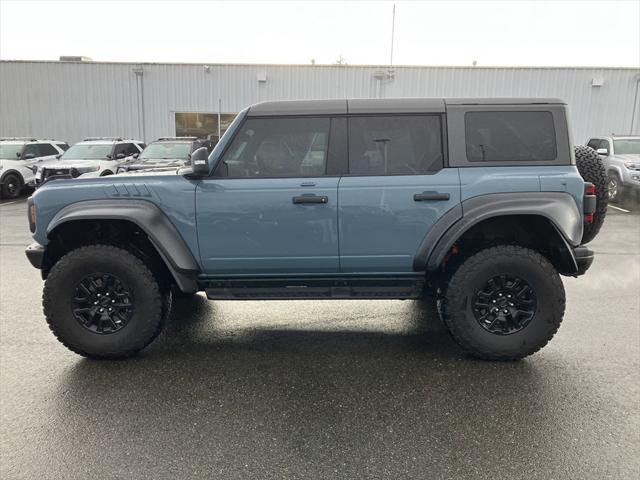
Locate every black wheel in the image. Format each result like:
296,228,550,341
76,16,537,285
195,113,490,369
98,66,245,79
607,172,624,204
441,245,565,361
1,172,23,199
43,245,165,359
574,145,607,244
100,170,113,176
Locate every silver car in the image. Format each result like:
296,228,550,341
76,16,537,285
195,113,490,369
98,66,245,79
587,136,640,202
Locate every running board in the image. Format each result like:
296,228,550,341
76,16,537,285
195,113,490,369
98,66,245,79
204,277,425,300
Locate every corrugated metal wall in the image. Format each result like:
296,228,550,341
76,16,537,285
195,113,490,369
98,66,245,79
1,60,638,144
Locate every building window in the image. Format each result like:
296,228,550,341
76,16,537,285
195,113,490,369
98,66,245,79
175,112,237,144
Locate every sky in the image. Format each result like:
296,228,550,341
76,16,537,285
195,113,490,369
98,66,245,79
0,0,638,67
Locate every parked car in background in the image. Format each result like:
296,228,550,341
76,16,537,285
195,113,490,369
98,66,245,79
34,137,145,186
0,138,69,198
587,135,640,203
114,137,213,174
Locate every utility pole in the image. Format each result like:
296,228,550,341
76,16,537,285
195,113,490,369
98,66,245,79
390,4,396,66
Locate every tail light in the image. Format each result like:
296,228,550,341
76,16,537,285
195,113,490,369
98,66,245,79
585,213,594,224
585,183,596,196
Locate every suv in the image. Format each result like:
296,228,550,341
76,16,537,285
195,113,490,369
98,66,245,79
34,138,145,185
0,138,69,198
114,137,213,174
586,136,640,203
25,98,600,361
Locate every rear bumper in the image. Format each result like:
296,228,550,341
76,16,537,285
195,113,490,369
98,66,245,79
573,246,594,276
25,242,45,269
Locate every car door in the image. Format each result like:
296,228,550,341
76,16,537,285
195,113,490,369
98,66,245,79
338,114,461,273
195,116,341,275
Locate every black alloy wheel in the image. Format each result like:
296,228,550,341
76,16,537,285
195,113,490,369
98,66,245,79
471,274,537,335
71,273,134,334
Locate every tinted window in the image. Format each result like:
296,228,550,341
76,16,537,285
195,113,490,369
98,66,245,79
465,111,557,162
598,139,611,153
114,143,139,157
220,117,330,177
57,143,70,151
587,138,601,150
39,144,59,156
22,144,41,158
348,116,443,175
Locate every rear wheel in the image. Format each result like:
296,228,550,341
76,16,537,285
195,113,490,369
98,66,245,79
441,245,565,361
43,245,165,359
1,173,23,199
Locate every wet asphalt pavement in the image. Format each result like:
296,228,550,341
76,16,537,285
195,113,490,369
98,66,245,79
0,196,639,479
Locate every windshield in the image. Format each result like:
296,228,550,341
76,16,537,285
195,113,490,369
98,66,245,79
138,142,191,162
0,144,23,160
614,139,640,155
61,144,112,160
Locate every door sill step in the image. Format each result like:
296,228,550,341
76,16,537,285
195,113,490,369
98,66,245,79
204,277,425,300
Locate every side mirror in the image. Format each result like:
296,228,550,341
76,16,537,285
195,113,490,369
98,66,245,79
596,148,609,156
55,154,62,159
24,153,35,160
180,147,209,177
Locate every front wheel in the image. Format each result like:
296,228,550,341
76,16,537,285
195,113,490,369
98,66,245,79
43,245,166,359
441,245,565,361
607,173,623,203
1,173,23,199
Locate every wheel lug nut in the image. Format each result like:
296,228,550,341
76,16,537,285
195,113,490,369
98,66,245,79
509,302,514,306
498,293,502,297
94,301,98,305
99,308,104,312
503,309,508,313
492,300,496,303
97,293,101,297
111,300,115,303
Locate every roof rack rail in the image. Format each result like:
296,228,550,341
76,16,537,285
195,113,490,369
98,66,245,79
83,137,123,141
0,137,37,141
156,136,199,141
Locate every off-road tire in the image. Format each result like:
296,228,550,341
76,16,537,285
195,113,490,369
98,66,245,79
43,245,165,359
574,145,607,244
1,172,23,199
441,245,565,361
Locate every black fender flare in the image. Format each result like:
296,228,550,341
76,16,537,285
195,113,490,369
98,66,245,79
414,192,583,273
47,199,199,292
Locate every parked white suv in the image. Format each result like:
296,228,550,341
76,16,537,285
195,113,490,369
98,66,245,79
587,135,640,203
35,138,145,186
0,138,69,198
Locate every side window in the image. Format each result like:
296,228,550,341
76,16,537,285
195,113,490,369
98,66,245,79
348,115,443,175
39,144,59,156
136,143,146,151
598,139,610,154
57,143,70,151
465,111,557,162
220,117,330,178
22,144,41,158
587,138,601,150
114,143,138,157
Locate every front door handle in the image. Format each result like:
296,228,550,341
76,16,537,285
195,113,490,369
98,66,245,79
293,194,328,204
413,191,450,201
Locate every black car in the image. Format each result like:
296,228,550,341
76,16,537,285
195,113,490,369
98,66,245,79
116,137,213,173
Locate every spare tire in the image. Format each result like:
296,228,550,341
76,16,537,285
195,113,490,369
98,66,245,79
574,145,607,244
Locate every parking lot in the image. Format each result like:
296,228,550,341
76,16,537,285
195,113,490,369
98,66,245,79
0,196,638,479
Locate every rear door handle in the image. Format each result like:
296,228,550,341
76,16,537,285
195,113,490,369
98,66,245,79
413,191,450,201
293,194,329,204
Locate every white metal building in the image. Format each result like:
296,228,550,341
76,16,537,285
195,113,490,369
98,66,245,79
1,60,638,145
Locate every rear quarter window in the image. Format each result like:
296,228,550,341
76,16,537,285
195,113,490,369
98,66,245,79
465,111,557,162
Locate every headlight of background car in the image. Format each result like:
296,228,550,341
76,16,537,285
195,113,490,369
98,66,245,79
624,162,640,171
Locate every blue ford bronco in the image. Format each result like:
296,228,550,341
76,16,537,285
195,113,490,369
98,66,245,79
25,98,607,360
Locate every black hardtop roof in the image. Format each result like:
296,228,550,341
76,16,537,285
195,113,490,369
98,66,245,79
247,98,566,116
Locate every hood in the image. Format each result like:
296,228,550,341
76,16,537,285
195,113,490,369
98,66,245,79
112,168,180,177
43,159,104,171
612,154,640,162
